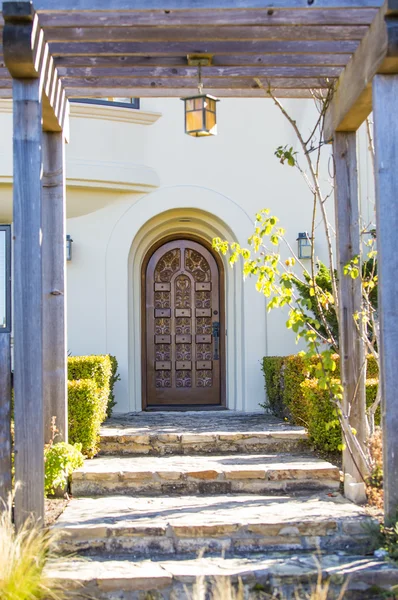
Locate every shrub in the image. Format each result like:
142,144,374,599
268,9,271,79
68,379,106,457
282,354,312,426
68,354,112,404
293,261,339,351
262,354,379,453
260,356,286,418
107,355,121,418
300,378,380,453
44,441,84,497
300,379,342,452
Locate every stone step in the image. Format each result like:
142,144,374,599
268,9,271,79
71,454,340,497
53,493,376,557
100,414,308,456
47,553,398,599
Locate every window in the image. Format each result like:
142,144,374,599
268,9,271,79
0,225,11,332
70,98,140,109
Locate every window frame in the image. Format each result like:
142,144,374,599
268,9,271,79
0,224,11,334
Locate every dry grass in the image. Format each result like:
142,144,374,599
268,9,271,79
189,558,350,600
0,493,67,600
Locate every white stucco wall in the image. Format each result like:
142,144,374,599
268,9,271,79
0,97,375,413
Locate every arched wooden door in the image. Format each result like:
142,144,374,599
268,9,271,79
143,238,224,409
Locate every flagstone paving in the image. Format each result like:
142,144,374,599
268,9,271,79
100,412,308,455
71,453,340,496
52,412,398,598
47,554,398,600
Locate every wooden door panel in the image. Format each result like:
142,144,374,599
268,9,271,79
145,239,222,407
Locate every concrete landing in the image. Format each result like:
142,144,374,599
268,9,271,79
71,453,340,497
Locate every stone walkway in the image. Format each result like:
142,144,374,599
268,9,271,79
50,412,398,598
100,412,308,456
71,453,340,496
104,411,304,435
48,553,398,600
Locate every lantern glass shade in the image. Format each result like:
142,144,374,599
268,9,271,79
182,94,219,137
297,232,312,259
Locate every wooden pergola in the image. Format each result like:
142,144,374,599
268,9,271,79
0,0,397,526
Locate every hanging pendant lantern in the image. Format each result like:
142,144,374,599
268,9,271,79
182,55,219,137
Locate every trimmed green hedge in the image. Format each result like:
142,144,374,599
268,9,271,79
300,378,380,452
262,354,379,452
261,356,286,419
68,355,112,410
300,379,342,452
68,379,106,458
67,354,118,457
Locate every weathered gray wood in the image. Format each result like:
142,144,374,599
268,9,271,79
30,0,386,9
42,132,67,445
56,66,343,78
43,25,367,43
63,76,330,89
333,132,367,483
325,2,398,139
35,8,379,27
0,333,12,507
372,74,398,524
53,54,353,68
13,77,44,526
2,1,69,134
50,40,359,56
67,87,324,98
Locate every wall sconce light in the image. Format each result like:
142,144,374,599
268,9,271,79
181,55,219,137
66,234,73,261
297,232,312,259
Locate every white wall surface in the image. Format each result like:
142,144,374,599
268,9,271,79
0,97,371,413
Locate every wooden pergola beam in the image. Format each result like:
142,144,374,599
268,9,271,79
29,0,386,9
34,8,380,27
2,1,69,134
30,25,370,43
324,0,398,139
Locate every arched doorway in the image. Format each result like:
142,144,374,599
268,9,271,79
142,236,225,410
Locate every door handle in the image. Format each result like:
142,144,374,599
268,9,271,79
212,321,220,360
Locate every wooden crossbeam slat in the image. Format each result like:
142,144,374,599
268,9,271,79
52,54,353,68
61,76,331,89
53,66,343,78
41,25,368,43
30,0,386,10
49,40,360,56
66,86,325,98
33,8,379,28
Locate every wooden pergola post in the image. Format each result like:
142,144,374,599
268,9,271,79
3,1,69,524
372,74,398,524
42,132,68,444
13,77,45,525
333,132,367,492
